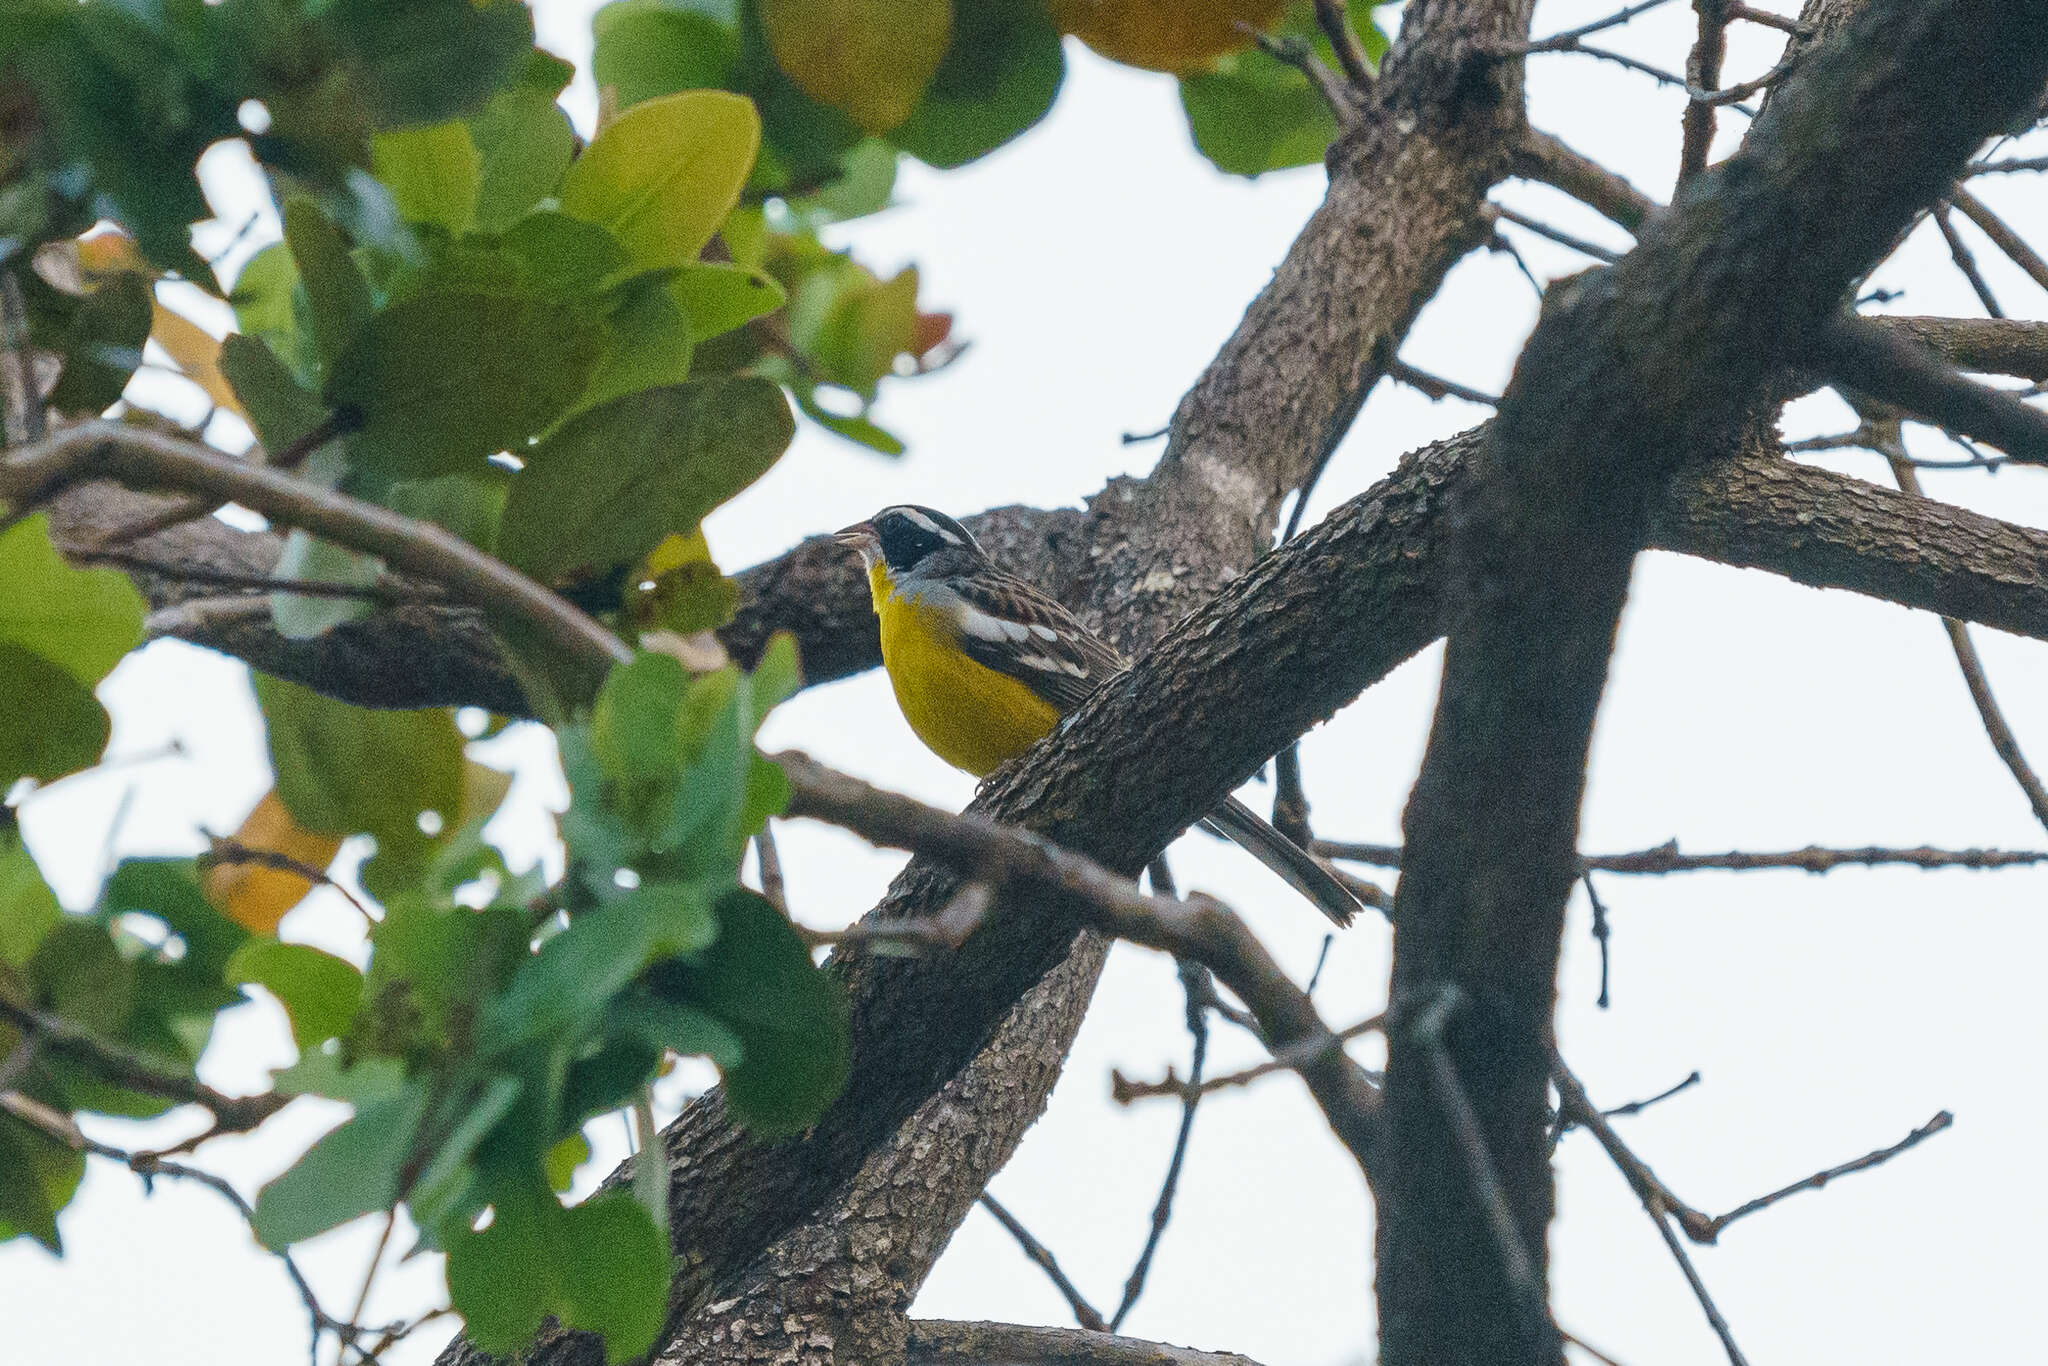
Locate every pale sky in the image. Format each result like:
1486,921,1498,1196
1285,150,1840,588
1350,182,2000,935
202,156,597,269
7,5,2048,1365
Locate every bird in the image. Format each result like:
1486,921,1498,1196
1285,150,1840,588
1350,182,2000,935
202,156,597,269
834,504,1358,926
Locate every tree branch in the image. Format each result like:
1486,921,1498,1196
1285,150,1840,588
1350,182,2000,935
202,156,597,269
905,1322,1269,1366
1375,3,2048,1361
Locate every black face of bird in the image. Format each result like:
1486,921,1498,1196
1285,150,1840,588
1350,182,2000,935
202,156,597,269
834,505,981,575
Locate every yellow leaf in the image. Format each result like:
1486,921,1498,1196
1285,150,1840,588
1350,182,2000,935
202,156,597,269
559,90,762,273
1049,0,1288,73
150,302,244,417
75,229,152,284
204,790,346,934
759,0,951,133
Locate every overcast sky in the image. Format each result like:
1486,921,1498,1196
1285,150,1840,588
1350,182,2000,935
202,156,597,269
7,4,2048,1365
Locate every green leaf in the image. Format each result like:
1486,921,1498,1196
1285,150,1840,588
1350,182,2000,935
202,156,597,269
469,90,577,234
101,858,250,981
555,1194,671,1362
0,1113,85,1252
371,122,482,235
0,837,62,969
252,675,464,888
227,940,365,1051
498,213,632,296
273,1049,409,1105
358,900,529,1059
560,90,762,273
0,645,110,788
0,513,145,686
497,377,793,582
594,0,744,111
1178,1,1388,177
284,198,374,373
253,1079,432,1248
477,881,718,1053
672,263,786,341
750,632,803,714
759,0,950,134
787,262,919,400
577,272,697,419
228,245,313,380
891,1,1064,168
409,1075,523,1225
219,335,330,454
652,888,846,1135
593,653,691,780
444,1191,556,1355
325,290,605,474
325,0,536,130
545,1130,592,1191
611,992,744,1068
46,271,150,416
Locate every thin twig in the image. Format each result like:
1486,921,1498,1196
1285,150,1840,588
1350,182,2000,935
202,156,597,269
1487,230,1550,300
1707,1111,1955,1236
1678,0,1729,184
1934,204,2006,317
64,544,423,605
1108,959,1210,1330
1512,130,1657,231
1726,3,1809,34
1111,1012,1386,1105
1687,50,1798,108
978,1193,1107,1332
1389,359,1502,406
1317,837,2048,874
1602,1070,1702,1120
0,1000,288,1134
1645,1194,1752,1366
1304,934,1336,996
1582,870,1613,1009
1970,154,2048,177
754,821,787,915
1235,24,1352,119
1312,0,1376,88
1952,187,2048,297
1510,0,1683,53
1487,203,1622,262
0,1091,393,1363
1883,447,2048,833
1,270,46,446
1271,745,1311,845
198,836,375,923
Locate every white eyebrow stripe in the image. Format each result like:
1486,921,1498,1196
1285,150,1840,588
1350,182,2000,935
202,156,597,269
889,507,961,543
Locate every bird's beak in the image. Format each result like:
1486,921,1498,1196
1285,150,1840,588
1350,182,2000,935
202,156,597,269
833,520,878,553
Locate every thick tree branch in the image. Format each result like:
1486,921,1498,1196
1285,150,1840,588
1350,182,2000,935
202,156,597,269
904,1322,1268,1366
1375,3,2048,1363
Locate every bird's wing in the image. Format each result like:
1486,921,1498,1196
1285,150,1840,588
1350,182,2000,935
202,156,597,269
939,572,1127,714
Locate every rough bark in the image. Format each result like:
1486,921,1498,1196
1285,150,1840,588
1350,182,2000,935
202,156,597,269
903,1322,1267,1366
1373,4,2048,1365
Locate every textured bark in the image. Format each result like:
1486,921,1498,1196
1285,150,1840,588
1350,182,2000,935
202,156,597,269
904,1322,1267,1366
1374,4,2048,1364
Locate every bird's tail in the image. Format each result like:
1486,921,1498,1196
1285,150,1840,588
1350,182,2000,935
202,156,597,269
1199,795,1359,927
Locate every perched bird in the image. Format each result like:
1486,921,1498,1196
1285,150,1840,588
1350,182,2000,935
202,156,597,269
834,504,1358,926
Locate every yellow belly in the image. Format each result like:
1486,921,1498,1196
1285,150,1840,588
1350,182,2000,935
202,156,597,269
873,569,1059,777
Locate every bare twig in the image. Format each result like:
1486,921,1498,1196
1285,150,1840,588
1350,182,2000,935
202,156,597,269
198,835,375,923
1236,24,1353,118
1487,202,1622,262
0,1000,288,1134
977,1194,1106,1332
1970,153,2048,177
1601,1070,1702,1120
1678,0,1730,184
1645,1195,1752,1366
1582,871,1613,1009
1815,317,2048,465
0,1091,393,1364
1512,130,1658,231
1881,447,2048,834
64,544,423,605
1687,49,1799,108
1,270,46,446
1708,1111,1955,1236
1108,959,1210,1331
1510,0,1683,53
0,422,630,677
1317,837,2048,874
1726,3,1809,34
754,821,787,915
777,751,1383,1166
1312,0,1375,88
906,1321,1269,1366
1952,187,2048,296
1389,359,1502,406
1934,204,2006,317
1112,1012,1386,1106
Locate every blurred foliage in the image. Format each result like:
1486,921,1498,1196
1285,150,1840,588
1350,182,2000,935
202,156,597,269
0,0,1394,1357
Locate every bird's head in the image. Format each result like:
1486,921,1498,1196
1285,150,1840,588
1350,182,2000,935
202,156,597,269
833,505,984,577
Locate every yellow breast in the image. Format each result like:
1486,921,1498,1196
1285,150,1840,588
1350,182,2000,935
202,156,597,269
870,562,1060,777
